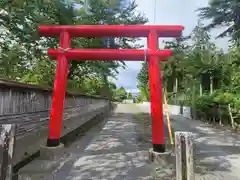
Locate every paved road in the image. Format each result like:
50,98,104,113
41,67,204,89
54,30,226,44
170,115,240,180
54,104,157,180
21,103,240,179
138,103,240,179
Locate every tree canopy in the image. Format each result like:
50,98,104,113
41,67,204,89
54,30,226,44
137,1,240,127
0,0,147,101
197,0,240,44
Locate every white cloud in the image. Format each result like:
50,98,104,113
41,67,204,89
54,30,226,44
114,61,142,89
114,0,230,93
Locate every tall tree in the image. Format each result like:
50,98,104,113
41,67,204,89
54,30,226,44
137,62,150,101
162,36,189,94
0,0,148,98
127,92,133,99
189,21,221,95
197,0,240,44
114,87,128,101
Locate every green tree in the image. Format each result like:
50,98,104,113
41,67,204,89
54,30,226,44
197,0,240,43
127,92,133,99
0,0,148,98
137,62,150,101
114,87,127,102
189,22,221,95
162,36,189,94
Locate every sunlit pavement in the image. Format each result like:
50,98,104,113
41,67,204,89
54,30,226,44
54,104,157,180
53,103,240,180
169,114,240,180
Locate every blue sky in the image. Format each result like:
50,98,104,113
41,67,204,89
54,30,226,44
114,0,229,94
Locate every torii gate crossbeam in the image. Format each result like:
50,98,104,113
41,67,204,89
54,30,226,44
38,25,183,153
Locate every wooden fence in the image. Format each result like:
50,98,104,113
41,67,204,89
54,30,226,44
0,78,110,167
0,78,107,115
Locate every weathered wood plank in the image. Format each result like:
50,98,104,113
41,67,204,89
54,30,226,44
0,104,106,137
0,124,17,180
0,78,110,167
175,132,182,180
0,85,96,115
0,88,100,115
175,131,195,180
186,132,194,180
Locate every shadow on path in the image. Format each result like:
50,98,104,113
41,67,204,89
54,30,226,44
55,108,158,180
170,115,240,179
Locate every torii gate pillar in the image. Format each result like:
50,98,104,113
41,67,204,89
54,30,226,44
148,30,165,152
38,25,183,153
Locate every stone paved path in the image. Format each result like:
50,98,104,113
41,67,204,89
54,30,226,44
54,104,155,180
137,103,240,180
20,103,240,180
170,115,240,180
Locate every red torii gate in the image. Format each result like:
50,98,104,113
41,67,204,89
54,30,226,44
38,25,183,153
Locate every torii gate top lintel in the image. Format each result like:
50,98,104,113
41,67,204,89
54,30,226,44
38,25,183,38
38,25,183,61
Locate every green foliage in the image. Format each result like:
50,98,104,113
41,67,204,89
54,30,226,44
137,62,150,101
136,6,240,126
127,92,133,99
113,87,127,102
197,0,240,43
213,92,235,105
134,94,144,103
0,0,147,100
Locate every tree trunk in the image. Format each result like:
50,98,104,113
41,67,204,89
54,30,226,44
102,75,110,99
175,77,178,104
228,104,235,129
210,75,213,94
199,83,202,96
219,116,222,126
191,82,197,119
218,104,222,126
175,77,178,93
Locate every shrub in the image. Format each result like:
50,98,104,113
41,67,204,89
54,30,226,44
194,92,240,125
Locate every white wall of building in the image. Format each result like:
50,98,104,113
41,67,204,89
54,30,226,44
137,102,192,119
